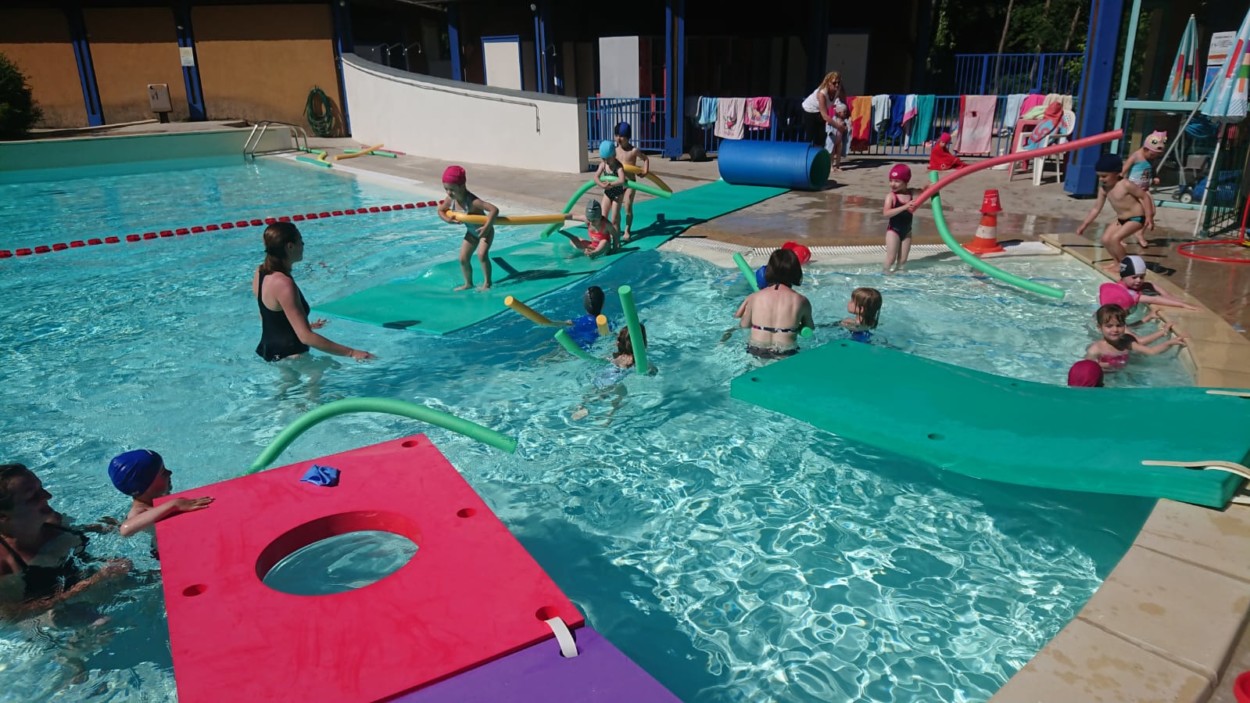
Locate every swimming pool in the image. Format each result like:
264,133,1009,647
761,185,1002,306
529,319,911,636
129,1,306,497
0,158,1181,701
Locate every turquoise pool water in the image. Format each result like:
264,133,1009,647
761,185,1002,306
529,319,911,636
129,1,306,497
0,158,1176,701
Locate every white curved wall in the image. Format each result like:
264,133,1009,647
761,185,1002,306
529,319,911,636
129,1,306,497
342,54,588,174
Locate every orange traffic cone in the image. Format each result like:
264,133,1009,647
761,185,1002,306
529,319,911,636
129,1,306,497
965,189,1005,255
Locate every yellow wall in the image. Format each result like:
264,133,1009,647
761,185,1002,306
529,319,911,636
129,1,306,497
193,4,342,130
0,9,86,128
85,7,189,123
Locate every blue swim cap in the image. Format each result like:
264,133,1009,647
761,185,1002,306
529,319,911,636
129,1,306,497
614,121,631,138
754,265,768,289
599,140,616,159
108,449,163,496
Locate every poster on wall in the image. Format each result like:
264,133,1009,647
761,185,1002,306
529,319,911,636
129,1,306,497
1205,31,1236,91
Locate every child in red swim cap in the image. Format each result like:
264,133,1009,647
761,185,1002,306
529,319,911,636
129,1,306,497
436,165,501,291
882,164,916,273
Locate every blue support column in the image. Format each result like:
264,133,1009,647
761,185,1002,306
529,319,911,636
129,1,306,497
329,0,354,134
662,0,685,159
1065,0,1124,197
540,0,559,93
806,0,829,90
448,4,463,81
532,1,548,93
64,4,104,126
173,1,206,121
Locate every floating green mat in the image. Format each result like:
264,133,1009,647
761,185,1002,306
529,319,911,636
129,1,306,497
316,180,788,334
729,340,1250,508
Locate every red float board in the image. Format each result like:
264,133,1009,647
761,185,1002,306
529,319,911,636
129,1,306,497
156,435,584,703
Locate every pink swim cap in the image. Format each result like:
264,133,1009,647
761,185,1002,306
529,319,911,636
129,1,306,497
1067,360,1104,387
781,241,812,264
938,132,952,144
1098,282,1136,309
888,164,911,182
442,165,466,185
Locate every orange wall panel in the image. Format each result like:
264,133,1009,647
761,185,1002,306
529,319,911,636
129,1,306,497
193,5,341,130
0,9,87,128
85,7,188,124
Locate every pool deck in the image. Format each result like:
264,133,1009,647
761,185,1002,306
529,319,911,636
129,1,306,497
299,139,1250,703
24,123,1246,701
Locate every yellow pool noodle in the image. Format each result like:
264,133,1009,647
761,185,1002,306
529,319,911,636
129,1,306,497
596,314,610,337
448,211,567,226
504,296,561,326
333,144,384,161
622,164,672,193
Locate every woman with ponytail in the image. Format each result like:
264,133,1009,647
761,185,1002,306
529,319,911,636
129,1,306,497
251,223,374,362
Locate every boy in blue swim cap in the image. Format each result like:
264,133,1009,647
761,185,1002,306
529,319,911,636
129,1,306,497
1076,152,1155,274
109,450,212,557
613,122,650,241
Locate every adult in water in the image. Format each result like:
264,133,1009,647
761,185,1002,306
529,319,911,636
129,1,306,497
0,463,130,616
252,222,375,362
734,248,814,360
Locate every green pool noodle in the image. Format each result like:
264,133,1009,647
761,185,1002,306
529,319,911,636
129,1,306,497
295,155,332,168
555,329,609,364
541,179,598,238
247,397,517,473
733,252,760,291
927,171,1064,300
618,285,650,374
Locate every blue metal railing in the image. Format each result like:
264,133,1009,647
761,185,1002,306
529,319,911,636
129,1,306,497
586,97,667,153
953,53,1083,96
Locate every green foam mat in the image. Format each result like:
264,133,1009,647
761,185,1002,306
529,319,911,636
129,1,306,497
730,340,1250,508
316,180,787,334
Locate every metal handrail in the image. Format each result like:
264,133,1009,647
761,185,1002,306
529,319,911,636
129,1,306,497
243,121,310,159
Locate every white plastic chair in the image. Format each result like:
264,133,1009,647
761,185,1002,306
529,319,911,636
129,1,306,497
1032,110,1076,185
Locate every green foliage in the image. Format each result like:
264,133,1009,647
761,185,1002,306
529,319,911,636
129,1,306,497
0,51,41,139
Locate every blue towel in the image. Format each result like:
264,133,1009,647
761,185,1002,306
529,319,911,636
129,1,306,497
301,464,340,487
887,95,907,141
697,97,718,127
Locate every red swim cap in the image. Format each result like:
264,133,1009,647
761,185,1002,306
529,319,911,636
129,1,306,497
1067,360,1104,387
888,164,912,182
781,241,812,264
442,165,466,185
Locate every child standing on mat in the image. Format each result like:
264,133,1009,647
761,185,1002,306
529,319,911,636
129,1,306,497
1085,303,1186,371
560,200,620,258
882,164,915,273
594,141,628,234
437,165,500,291
1120,131,1167,249
613,122,649,241
1076,154,1154,274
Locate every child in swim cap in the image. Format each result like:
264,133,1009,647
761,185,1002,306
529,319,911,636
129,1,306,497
436,165,501,291
612,122,650,241
1097,255,1198,314
1119,131,1167,249
559,198,620,259
108,449,212,557
593,141,627,235
564,285,609,349
1085,304,1186,372
1066,359,1105,387
882,164,915,273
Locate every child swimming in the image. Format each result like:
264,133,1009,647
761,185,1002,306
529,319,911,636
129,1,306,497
108,449,212,559
1085,303,1186,371
840,287,882,342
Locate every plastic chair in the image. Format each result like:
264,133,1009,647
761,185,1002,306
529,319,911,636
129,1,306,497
1031,110,1076,185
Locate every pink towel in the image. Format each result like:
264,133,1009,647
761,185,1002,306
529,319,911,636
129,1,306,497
1019,94,1045,117
743,97,772,128
955,95,997,155
714,98,746,139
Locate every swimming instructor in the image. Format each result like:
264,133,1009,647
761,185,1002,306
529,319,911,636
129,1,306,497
252,223,375,362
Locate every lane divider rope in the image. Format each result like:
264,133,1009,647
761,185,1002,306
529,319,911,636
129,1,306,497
0,199,445,259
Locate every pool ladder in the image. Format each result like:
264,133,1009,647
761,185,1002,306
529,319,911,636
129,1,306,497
243,121,311,159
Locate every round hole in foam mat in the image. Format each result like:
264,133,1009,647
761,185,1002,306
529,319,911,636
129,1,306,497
257,512,420,596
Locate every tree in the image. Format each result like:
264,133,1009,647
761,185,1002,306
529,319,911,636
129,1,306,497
0,52,41,139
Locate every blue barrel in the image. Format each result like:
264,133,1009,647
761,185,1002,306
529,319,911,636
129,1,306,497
717,140,831,191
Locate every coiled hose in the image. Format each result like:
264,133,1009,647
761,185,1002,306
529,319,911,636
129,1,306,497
305,86,336,137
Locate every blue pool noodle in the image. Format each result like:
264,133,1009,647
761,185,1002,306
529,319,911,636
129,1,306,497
717,140,831,191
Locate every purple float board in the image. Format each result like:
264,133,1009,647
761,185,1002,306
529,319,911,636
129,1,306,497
391,627,680,702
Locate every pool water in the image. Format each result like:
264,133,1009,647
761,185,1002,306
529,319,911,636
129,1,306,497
0,158,1175,701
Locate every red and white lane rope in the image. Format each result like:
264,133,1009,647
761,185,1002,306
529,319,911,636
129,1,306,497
0,199,443,259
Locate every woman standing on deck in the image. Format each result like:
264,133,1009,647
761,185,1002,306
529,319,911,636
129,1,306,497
801,72,848,157
252,223,375,362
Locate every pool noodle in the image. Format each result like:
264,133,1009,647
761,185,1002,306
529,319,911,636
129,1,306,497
541,178,671,239
622,164,673,193
596,314,610,337
927,171,1065,300
733,253,759,291
295,155,332,168
448,211,567,226
618,285,650,374
247,397,516,473
910,129,1123,209
333,144,384,161
504,295,561,326
555,329,608,364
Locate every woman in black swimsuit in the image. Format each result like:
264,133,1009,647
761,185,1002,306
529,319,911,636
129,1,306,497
734,248,815,360
0,464,129,614
252,223,375,362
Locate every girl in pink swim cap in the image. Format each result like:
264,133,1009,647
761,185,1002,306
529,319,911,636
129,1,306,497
882,164,915,273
